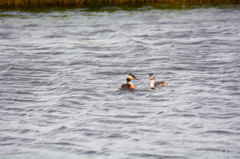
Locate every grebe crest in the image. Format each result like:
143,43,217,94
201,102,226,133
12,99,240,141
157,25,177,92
127,73,139,81
149,73,154,80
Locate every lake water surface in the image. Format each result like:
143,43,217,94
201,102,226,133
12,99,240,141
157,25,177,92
0,5,240,159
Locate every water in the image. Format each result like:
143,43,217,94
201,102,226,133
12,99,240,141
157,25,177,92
0,5,240,159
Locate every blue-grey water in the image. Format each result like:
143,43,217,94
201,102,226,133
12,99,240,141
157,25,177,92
0,5,240,159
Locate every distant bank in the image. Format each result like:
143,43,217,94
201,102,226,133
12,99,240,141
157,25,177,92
0,0,240,8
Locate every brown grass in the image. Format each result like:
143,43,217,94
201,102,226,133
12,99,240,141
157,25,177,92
0,0,239,7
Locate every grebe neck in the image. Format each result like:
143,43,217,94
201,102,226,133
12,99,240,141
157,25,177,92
150,79,155,88
127,78,132,86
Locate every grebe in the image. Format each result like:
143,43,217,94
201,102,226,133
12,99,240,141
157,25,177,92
149,73,168,89
119,74,140,89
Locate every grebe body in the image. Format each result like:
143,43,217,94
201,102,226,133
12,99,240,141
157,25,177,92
149,73,167,88
119,74,140,89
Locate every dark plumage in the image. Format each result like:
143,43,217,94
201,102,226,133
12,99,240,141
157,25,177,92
120,83,131,89
154,81,167,87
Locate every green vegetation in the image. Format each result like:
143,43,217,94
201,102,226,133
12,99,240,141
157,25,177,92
0,0,239,8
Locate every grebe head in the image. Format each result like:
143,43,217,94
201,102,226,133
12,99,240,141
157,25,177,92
127,74,140,81
149,73,155,80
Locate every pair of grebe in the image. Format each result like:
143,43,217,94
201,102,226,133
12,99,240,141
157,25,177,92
119,73,167,89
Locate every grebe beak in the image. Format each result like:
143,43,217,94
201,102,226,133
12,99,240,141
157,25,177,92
134,77,140,80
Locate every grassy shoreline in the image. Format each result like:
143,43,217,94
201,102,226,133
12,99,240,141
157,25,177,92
0,0,239,8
